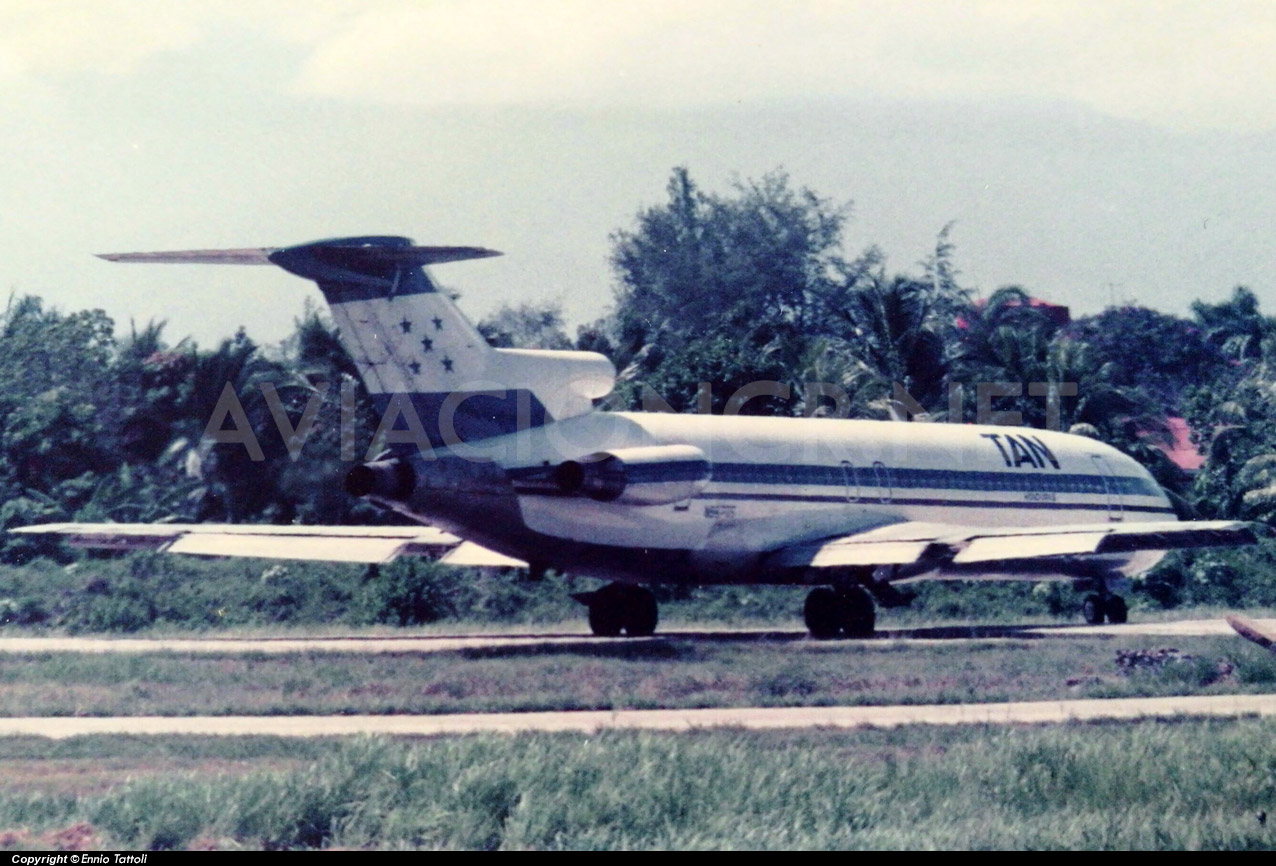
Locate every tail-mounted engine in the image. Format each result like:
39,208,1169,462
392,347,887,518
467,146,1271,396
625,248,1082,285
534,444,711,506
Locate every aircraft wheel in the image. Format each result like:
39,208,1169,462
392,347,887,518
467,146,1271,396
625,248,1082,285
1081,594,1105,625
587,596,623,637
622,586,659,637
587,583,658,637
805,586,876,639
804,587,842,639
838,586,876,638
1105,595,1128,625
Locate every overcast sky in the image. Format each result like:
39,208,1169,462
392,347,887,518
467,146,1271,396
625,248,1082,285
2,1,1275,347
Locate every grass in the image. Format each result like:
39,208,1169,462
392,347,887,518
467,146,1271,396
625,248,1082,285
0,722,1275,849
1,633,1274,717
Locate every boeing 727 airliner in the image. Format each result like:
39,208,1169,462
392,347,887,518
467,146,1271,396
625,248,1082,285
16,237,1256,637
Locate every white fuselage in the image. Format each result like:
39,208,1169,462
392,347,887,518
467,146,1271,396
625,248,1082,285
402,411,1174,584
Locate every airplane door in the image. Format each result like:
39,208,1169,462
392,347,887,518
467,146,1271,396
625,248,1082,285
841,460,861,503
1091,455,1124,522
872,460,894,504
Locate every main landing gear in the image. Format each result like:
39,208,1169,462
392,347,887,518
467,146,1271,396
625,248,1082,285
803,585,876,639
1082,592,1128,625
577,582,659,637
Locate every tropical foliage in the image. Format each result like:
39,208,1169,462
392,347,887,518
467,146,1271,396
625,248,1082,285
1,166,1276,610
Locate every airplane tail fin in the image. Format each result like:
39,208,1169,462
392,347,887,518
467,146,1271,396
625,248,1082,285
101,236,616,450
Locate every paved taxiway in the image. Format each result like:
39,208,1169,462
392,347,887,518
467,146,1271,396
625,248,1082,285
2,618,1271,739
0,618,1267,656
2,694,1275,739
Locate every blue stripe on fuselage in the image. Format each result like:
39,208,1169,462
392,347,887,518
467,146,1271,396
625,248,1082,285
507,460,1163,499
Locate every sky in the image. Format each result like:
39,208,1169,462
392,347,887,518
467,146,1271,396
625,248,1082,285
2,1,1275,348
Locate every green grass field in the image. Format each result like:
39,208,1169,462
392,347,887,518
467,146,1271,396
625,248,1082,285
0,722,1274,849
0,633,1274,717
4,551,1275,850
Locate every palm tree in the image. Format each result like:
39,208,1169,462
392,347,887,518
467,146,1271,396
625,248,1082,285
1190,334,1276,521
788,337,891,420
834,275,950,413
1191,286,1275,362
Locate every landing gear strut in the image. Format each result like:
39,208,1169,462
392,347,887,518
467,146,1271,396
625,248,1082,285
804,585,876,639
580,582,659,637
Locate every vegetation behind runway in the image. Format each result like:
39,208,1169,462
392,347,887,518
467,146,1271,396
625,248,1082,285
1,634,1275,718
1,721,1275,849
0,552,1060,634
6,168,1276,637
5,549,1276,637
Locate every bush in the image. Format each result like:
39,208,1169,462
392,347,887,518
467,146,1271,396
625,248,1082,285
1138,540,1276,608
63,575,157,633
349,560,456,626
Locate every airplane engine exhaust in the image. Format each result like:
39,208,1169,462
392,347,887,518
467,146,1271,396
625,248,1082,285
345,459,416,501
553,444,710,506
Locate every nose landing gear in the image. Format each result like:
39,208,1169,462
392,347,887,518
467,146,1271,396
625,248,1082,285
1082,592,1128,625
1079,567,1129,625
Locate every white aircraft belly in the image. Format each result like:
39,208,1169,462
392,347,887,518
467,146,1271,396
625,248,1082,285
516,495,714,548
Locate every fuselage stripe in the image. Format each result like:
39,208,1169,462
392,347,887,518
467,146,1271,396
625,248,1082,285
696,491,1174,513
509,459,1166,501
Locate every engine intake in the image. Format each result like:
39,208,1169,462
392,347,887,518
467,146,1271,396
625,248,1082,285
554,444,711,505
345,458,416,501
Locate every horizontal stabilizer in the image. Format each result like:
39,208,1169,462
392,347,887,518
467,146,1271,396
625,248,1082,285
98,248,279,265
98,241,502,268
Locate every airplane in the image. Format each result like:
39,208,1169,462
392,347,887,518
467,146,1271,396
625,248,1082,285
14,236,1258,638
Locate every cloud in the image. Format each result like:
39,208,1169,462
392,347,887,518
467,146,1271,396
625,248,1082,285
0,2,352,81
288,0,1276,132
4,2,1276,132
0,3,201,78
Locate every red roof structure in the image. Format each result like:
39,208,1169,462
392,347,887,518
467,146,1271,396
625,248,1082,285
956,296,1072,330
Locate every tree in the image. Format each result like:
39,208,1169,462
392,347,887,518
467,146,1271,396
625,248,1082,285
1068,306,1224,411
478,302,573,350
1186,334,1276,521
610,167,850,363
1191,286,1275,362
834,273,951,413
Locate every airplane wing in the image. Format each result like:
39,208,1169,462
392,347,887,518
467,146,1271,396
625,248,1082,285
768,519,1257,572
10,523,528,568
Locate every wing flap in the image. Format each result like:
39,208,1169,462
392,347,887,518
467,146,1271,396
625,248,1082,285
810,541,935,567
768,522,948,569
12,522,467,564
772,519,1257,571
166,534,409,563
1096,523,1257,552
953,532,1109,564
438,541,529,568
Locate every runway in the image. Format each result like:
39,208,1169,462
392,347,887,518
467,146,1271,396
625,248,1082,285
2,693,1275,739
0,618,1265,656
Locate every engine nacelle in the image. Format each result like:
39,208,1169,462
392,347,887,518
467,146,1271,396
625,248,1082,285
554,444,711,506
